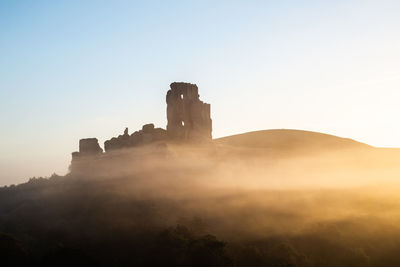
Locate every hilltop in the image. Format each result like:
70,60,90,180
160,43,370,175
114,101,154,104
215,129,371,151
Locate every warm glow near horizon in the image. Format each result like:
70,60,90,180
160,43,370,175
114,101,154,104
1,0,400,185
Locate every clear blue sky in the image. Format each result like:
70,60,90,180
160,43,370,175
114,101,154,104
1,0,400,185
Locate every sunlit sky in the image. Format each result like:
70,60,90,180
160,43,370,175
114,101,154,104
1,0,400,185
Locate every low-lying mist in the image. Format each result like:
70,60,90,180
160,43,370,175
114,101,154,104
2,140,400,266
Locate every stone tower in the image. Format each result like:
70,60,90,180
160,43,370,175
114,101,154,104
166,82,212,141
71,138,103,160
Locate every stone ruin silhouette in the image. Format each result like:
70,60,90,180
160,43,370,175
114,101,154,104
72,82,212,160
167,82,212,140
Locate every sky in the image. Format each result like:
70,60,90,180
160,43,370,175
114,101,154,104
1,0,400,185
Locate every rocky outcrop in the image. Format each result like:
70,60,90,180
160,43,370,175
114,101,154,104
104,124,167,152
166,82,212,141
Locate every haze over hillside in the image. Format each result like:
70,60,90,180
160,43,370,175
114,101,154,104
1,82,400,265
2,127,400,266
215,129,371,151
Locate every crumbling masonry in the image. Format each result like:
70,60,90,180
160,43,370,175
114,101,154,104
72,82,212,159
166,82,212,140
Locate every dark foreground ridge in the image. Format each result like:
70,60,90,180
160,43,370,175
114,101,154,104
72,82,212,160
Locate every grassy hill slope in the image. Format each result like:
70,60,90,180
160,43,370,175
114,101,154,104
214,129,371,151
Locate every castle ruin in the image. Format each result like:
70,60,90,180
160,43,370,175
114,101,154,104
166,82,212,140
72,82,212,159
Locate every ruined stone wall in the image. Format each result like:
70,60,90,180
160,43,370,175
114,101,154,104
71,82,212,163
79,138,103,154
104,124,167,152
166,82,212,141
71,138,103,160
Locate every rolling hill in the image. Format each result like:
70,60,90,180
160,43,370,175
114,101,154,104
214,129,372,151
